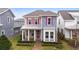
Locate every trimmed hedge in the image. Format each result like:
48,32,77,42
0,35,12,50
17,41,35,46
42,42,63,49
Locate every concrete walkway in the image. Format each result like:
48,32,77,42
32,40,42,50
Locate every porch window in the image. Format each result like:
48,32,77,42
45,32,49,38
50,32,53,38
30,30,34,36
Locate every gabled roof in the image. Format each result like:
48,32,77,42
23,10,57,17
58,11,75,20
0,8,15,17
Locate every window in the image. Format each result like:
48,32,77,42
50,32,53,38
77,21,79,24
8,17,11,23
59,19,60,24
45,32,49,38
1,30,5,35
47,17,51,25
34,17,38,24
30,30,34,36
28,18,32,24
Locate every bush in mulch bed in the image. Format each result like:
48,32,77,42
17,41,35,46
42,41,63,49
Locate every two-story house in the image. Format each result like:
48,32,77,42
21,10,58,42
58,10,79,39
0,8,15,37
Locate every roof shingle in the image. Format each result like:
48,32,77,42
24,10,57,17
59,11,74,20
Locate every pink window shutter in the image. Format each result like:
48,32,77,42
27,18,28,24
32,17,34,24
38,17,41,24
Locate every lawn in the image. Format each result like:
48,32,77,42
8,34,78,50
9,34,33,50
41,40,76,50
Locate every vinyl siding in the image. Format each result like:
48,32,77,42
0,10,14,37
42,16,57,28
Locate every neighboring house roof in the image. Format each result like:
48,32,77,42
59,10,79,12
59,11,74,20
23,10,57,17
14,18,24,28
0,8,15,17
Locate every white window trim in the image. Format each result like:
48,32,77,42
44,30,55,42
34,17,38,25
1,30,5,35
47,17,52,26
7,17,11,23
28,18,32,25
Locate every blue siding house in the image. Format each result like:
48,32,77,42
0,8,15,37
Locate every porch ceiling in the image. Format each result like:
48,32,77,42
65,24,79,30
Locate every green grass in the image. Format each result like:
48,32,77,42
9,34,33,50
8,34,78,50
41,40,76,50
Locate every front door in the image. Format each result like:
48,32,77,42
36,30,41,40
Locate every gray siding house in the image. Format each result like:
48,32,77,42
0,8,15,37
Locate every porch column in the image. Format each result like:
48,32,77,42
71,30,72,39
28,29,30,41
22,30,24,41
25,30,27,41
41,30,42,41
34,30,36,41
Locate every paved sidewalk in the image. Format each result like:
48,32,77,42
32,40,42,50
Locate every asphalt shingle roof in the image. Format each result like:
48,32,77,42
59,11,74,20
0,8,8,13
24,10,57,17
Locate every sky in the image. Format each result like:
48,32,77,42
10,8,79,19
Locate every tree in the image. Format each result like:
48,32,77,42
0,35,12,50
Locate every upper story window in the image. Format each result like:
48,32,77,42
28,18,32,24
34,17,38,24
47,17,52,25
8,17,11,23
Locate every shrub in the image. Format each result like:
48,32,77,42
57,28,65,41
0,35,12,50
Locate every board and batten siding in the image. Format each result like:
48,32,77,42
42,16,57,28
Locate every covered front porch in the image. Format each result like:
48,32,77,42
21,29,42,41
